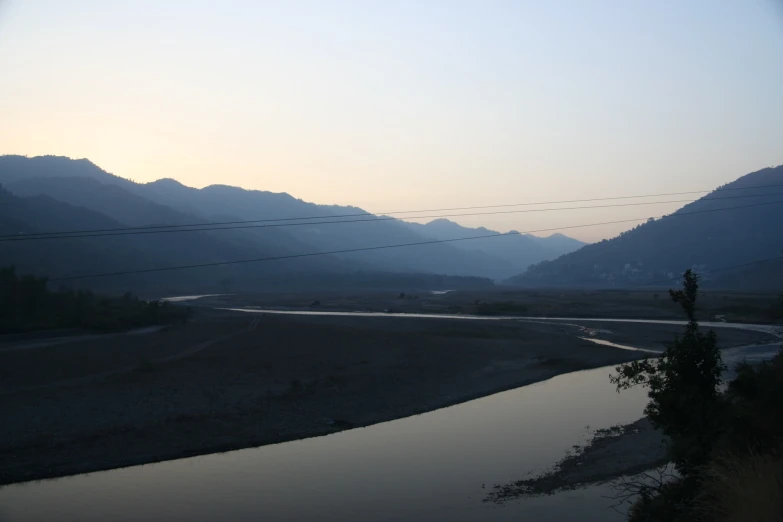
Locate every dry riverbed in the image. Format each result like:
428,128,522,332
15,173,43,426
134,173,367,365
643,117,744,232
0,311,774,486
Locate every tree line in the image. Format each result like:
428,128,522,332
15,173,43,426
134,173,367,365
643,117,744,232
0,266,190,333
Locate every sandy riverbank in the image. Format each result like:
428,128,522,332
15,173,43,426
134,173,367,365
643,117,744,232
184,289,783,325
486,339,783,503
0,312,774,486
487,417,668,503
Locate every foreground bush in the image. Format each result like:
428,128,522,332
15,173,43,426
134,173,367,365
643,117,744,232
612,270,725,477
614,270,783,521
695,451,783,522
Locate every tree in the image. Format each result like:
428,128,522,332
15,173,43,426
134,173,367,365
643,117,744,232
0,266,191,333
611,270,725,477
610,272,783,520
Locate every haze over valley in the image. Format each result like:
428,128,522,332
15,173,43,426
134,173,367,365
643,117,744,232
1,2,782,521
0,154,589,291
2,155,782,294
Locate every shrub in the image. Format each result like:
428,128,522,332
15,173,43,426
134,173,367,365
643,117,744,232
612,270,783,520
695,451,783,522
612,270,725,476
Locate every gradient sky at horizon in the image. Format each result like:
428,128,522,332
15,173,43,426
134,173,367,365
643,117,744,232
1,1,782,241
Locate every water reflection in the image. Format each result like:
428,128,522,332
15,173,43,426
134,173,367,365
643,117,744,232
0,367,649,521
160,294,226,303
221,308,782,337
2,305,777,521
580,337,660,354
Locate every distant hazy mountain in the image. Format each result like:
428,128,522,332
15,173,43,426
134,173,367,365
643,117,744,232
406,219,585,276
0,183,129,278
3,175,342,275
0,182,360,294
0,184,225,293
527,232,587,252
0,155,502,289
0,183,495,293
506,165,783,290
8,176,194,227
0,155,518,280
0,155,134,188
134,177,522,279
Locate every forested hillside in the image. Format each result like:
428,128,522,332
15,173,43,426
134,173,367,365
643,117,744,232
506,165,783,290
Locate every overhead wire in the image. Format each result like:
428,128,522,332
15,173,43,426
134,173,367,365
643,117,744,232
48,198,783,281
4,182,783,240
5,190,783,242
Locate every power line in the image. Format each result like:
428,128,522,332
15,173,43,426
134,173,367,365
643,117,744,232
5,182,783,240
6,190,783,243
49,199,783,281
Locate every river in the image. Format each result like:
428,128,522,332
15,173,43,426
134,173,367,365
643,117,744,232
0,311,779,521
0,365,650,521
220,307,782,336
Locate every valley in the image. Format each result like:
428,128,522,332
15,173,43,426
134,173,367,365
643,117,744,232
0,305,776,486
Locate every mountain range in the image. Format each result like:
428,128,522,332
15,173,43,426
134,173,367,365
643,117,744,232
405,219,585,274
0,155,585,293
505,165,783,289
4,155,781,294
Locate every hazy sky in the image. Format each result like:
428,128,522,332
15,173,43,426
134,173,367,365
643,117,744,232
1,1,782,241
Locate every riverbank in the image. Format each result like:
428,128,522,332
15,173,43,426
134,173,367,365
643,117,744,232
487,417,668,502
184,289,783,325
0,312,774,486
485,340,783,503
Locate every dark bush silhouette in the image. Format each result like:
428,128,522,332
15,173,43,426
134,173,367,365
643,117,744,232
612,270,725,477
0,266,190,333
612,270,783,521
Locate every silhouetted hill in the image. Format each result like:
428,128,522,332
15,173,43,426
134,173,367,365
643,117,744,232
138,177,521,279
527,232,586,252
0,156,499,291
3,174,346,276
8,176,193,226
506,165,783,290
406,219,585,275
142,178,315,221
0,155,136,187
0,184,167,289
709,258,783,291
0,176,373,293
0,185,494,293
0,156,522,280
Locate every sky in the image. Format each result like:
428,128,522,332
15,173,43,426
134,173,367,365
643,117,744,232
1,0,782,241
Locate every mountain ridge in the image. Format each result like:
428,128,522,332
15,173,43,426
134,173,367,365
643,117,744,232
0,155,582,281
505,165,783,289
405,218,586,274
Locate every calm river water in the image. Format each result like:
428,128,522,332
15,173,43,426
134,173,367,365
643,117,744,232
1,309,778,521
0,366,649,521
